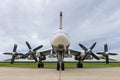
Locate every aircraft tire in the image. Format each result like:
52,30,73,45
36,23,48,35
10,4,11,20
38,63,40,68
77,63,83,68
80,63,83,68
57,62,60,70
61,62,65,71
38,63,44,68
41,63,44,68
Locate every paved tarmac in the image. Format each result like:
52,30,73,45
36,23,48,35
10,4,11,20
0,67,120,80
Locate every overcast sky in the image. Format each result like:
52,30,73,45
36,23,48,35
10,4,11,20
0,0,120,61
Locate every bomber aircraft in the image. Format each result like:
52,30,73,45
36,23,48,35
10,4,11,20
3,12,117,70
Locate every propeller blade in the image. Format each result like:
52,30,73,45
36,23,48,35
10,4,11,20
26,41,32,50
90,42,97,50
33,45,43,51
16,53,24,55
91,53,100,60
79,43,88,51
13,44,17,52
109,53,117,55
99,56,105,59
104,43,108,52
96,52,104,55
3,53,13,55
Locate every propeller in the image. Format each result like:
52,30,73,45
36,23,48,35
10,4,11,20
3,44,23,64
79,42,99,61
23,41,43,62
97,43,117,64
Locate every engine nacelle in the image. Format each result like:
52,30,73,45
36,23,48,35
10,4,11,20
74,52,84,60
27,55,33,60
41,55,46,60
81,52,85,58
36,52,46,60
80,52,93,60
75,54,81,60
36,52,40,57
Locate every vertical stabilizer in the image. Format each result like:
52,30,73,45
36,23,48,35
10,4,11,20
59,11,62,29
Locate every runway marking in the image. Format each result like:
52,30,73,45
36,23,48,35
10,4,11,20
59,70,61,80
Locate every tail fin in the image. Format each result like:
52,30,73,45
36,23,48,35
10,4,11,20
59,11,62,29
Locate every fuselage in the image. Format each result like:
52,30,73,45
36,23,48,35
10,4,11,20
51,29,70,52
50,11,70,60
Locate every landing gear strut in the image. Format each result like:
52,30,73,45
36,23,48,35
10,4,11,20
57,62,65,71
38,57,44,68
77,60,83,68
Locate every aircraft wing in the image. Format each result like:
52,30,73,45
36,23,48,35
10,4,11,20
39,49,81,56
69,49,81,55
40,49,51,55
4,59,11,62
100,56,116,61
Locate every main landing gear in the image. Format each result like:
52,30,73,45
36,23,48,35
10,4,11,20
75,55,83,68
57,62,65,71
38,56,45,68
77,62,83,68
38,62,44,68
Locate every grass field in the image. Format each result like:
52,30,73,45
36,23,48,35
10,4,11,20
0,62,120,68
